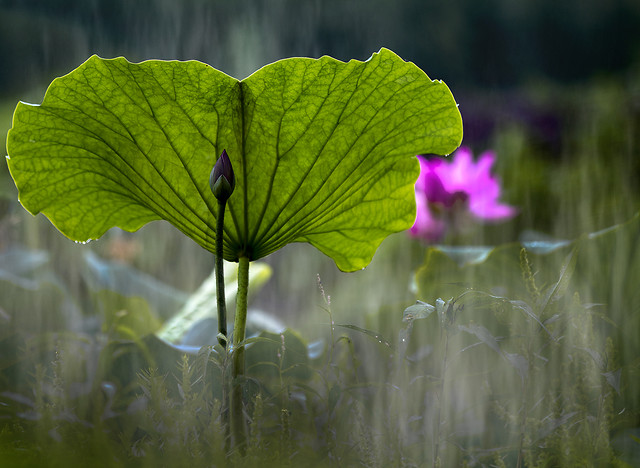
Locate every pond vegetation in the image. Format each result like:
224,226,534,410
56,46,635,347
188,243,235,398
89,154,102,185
1,27,639,468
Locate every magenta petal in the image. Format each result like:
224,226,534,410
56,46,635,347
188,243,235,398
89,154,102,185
415,157,434,192
476,151,497,175
410,147,517,241
471,202,518,220
467,174,501,204
410,194,447,242
423,171,451,205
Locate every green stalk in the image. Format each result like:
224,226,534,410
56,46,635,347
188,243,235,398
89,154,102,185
215,199,228,349
210,148,235,452
433,329,449,467
215,198,231,453
232,255,250,449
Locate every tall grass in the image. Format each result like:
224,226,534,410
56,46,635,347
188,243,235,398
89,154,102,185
1,75,639,466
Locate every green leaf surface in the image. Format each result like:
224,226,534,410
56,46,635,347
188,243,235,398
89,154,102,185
156,260,273,345
402,300,435,322
6,48,462,271
245,328,312,380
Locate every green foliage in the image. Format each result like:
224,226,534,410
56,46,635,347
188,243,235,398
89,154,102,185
156,260,273,345
245,329,312,381
99,291,162,339
6,49,462,271
492,79,640,242
1,214,638,466
384,213,640,466
420,213,640,359
2,45,639,468
0,248,81,338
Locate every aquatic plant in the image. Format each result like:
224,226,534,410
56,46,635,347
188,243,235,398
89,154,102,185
5,48,463,448
410,146,517,242
2,213,635,466
4,41,638,468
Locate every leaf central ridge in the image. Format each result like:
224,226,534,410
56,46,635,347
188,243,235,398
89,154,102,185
6,48,462,272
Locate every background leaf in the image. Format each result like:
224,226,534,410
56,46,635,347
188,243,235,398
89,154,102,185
402,300,435,322
7,48,462,271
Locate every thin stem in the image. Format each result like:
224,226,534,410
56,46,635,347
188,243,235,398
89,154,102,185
232,255,250,450
214,199,231,452
216,199,228,349
516,329,533,468
433,330,449,468
516,378,529,467
210,149,235,453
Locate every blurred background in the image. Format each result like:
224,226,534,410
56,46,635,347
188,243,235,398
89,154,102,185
1,1,640,465
0,0,638,341
1,0,639,326
0,0,638,323
1,0,640,91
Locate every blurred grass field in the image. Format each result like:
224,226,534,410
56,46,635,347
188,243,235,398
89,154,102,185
1,71,639,466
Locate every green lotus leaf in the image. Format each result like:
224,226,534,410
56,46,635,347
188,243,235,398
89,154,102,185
6,48,462,271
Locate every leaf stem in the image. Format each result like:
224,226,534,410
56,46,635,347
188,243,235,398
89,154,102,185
216,199,228,349
232,255,250,450
214,198,232,452
433,328,450,467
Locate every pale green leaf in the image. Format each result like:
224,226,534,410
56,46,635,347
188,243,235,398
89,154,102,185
402,300,435,322
7,48,462,271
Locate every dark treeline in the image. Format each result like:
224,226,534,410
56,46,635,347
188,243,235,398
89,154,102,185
1,0,639,97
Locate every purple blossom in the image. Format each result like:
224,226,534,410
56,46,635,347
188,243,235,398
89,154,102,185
410,147,517,242
210,149,235,201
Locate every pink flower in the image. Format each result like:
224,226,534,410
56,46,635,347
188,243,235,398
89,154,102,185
410,147,517,242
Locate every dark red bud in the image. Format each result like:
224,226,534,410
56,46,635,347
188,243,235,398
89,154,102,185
210,149,235,201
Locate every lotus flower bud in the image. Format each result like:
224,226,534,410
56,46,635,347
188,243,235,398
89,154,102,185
210,149,235,201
